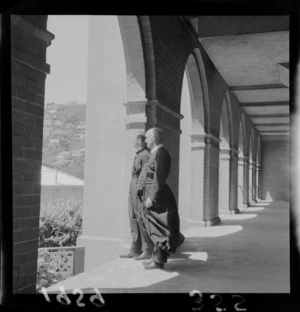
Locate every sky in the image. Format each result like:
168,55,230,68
45,15,89,104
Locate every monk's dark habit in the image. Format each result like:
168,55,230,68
137,146,184,262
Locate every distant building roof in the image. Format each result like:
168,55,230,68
41,165,84,186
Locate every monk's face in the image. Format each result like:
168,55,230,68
145,130,155,150
134,137,141,149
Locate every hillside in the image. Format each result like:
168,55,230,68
42,102,86,179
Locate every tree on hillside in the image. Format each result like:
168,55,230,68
66,112,80,125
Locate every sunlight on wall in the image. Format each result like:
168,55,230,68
76,16,128,270
266,191,273,201
179,71,192,219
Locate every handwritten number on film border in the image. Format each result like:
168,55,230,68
41,287,51,303
41,286,106,307
189,289,204,311
72,288,85,307
189,290,247,312
56,286,71,305
90,288,105,307
232,295,247,311
210,294,225,312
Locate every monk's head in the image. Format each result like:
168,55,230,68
145,128,163,150
134,133,147,149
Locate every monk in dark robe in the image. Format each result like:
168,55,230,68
120,134,151,259
136,127,185,269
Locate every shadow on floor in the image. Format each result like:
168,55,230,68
46,201,289,294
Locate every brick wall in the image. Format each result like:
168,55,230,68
261,140,289,201
143,16,263,222
11,15,53,294
149,16,230,139
147,17,236,223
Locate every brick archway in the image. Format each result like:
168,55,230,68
179,53,208,224
193,48,210,134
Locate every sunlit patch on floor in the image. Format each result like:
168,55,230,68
80,266,179,288
169,251,208,262
181,251,208,261
46,259,180,291
220,213,258,220
253,202,271,206
245,207,265,211
182,225,243,238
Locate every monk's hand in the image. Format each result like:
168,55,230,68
145,197,152,208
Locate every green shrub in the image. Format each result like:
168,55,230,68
37,198,83,292
39,198,83,247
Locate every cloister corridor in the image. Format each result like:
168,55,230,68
46,201,289,294
2,13,292,297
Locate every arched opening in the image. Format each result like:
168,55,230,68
41,15,88,205
237,117,245,209
218,97,231,214
179,54,206,224
38,16,89,291
178,71,192,222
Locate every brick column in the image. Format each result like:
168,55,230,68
218,148,230,214
10,15,54,294
229,148,239,214
243,156,250,208
203,134,221,226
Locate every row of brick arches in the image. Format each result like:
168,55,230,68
0,14,289,294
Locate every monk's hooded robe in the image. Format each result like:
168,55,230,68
136,145,183,255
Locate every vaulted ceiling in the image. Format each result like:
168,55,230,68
183,16,289,142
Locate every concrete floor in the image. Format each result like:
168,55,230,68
46,201,290,294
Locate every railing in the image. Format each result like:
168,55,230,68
38,246,85,277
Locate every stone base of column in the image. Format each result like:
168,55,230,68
238,204,249,211
204,216,221,227
229,208,240,215
77,235,123,272
219,208,234,215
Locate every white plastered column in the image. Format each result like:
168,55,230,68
77,16,128,270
